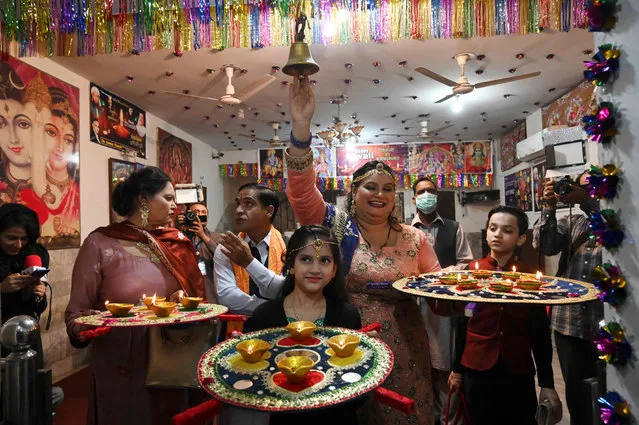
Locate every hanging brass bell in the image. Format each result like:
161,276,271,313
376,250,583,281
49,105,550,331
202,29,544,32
283,42,320,77
282,12,320,77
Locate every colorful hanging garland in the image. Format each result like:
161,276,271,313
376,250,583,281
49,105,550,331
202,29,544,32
583,102,618,144
584,44,621,86
598,392,631,425
218,164,259,178
587,164,620,199
586,0,618,32
588,209,624,251
591,263,627,306
0,1,591,57
594,321,632,366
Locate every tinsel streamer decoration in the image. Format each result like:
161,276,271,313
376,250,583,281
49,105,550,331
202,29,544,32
586,0,618,32
598,392,631,425
588,209,624,251
583,102,618,144
591,263,627,306
588,164,620,199
594,322,632,366
584,44,620,86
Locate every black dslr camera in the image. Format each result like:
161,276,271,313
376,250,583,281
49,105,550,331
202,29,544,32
553,176,574,196
183,210,199,225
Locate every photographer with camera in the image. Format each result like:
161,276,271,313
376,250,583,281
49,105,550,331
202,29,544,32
179,203,221,303
533,171,603,425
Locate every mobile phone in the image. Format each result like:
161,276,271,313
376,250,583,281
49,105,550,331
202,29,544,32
23,268,50,279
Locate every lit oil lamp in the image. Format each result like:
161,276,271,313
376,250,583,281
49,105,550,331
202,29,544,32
517,271,544,290
501,265,520,280
472,261,492,279
104,300,134,317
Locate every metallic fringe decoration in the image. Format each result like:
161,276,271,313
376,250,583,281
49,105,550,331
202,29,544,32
0,0,588,57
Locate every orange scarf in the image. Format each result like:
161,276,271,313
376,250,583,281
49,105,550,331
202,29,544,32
232,226,286,293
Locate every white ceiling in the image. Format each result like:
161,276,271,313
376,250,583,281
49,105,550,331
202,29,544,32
52,29,593,151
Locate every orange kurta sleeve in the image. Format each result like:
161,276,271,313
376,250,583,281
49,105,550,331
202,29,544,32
286,165,327,225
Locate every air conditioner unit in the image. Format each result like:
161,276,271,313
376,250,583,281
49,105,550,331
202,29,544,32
460,190,500,206
516,126,586,163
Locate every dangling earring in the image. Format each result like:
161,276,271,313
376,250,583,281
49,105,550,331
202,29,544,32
349,202,357,218
140,202,150,228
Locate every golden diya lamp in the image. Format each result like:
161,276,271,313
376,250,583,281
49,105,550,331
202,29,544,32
501,266,521,280
149,301,177,318
438,272,460,285
327,334,361,357
471,262,493,279
180,296,203,310
143,294,166,309
490,279,514,293
236,339,271,363
104,301,134,317
285,321,317,341
517,271,544,290
277,356,314,384
457,278,479,290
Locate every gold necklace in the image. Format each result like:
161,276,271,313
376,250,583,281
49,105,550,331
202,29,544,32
46,173,70,192
290,299,325,321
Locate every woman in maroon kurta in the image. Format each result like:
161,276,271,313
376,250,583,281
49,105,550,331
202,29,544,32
65,167,204,425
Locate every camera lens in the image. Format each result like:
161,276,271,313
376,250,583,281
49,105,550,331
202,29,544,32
554,180,572,195
184,211,198,223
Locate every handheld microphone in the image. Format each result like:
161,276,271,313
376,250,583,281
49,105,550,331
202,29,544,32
21,255,50,280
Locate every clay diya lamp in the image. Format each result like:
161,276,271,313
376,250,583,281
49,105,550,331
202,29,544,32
501,271,520,280
490,280,514,293
236,339,271,363
144,296,166,309
285,321,317,341
327,334,361,357
150,301,177,317
438,274,460,285
472,270,493,280
180,296,203,310
516,278,543,290
277,356,314,384
105,303,134,317
457,278,479,290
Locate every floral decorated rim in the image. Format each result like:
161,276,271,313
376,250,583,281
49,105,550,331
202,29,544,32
393,271,599,304
198,326,394,412
74,303,228,327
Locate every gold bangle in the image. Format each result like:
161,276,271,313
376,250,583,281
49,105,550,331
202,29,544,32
284,148,314,173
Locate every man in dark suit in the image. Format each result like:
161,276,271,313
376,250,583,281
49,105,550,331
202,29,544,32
412,177,473,425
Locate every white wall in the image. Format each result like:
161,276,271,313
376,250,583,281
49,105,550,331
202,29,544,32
12,55,222,381
597,1,639,412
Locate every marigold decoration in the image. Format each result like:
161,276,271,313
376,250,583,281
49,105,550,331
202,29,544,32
583,102,618,144
587,164,620,199
586,0,618,32
594,322,632,365
584,45,620,86
598,392,631,425
591,263,627,306
588,209,624,251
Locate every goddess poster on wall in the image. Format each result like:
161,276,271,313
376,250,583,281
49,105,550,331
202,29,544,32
157,129,193,184
408,143,456,175
312,146,335,177
0,55,81,249
464,141,492,173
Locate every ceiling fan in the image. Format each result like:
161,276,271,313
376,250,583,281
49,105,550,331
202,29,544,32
238,122,289,146
159,65,276,109
416,53,541,104
376,120,453,139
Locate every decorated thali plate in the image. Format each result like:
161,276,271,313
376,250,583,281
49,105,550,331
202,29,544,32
198,326,393,412
74,303,228,327
393,271,599,304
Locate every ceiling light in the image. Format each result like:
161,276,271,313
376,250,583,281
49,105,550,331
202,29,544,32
451,96,462,113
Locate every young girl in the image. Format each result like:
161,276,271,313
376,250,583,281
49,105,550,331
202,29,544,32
244,225,362,425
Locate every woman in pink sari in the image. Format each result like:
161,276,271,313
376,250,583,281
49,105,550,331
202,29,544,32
285,75,442,425
65,166,204,425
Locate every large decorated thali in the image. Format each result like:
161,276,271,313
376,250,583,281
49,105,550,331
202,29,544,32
74,303,228,327
198,326,394,412
393,271,599,304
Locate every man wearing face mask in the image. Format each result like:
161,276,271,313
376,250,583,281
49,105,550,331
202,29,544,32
412,176,473,425
179,203,222,303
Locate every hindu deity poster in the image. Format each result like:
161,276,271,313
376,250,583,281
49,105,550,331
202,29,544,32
463,141,492,173
158,129,193,184
500,122,526,172
0,55,81,249
408,143,457,175
90,83,146,158
335,144,408,177
504,168,532,212
259,148,285,179
541,81,596,129
312,146,335,178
